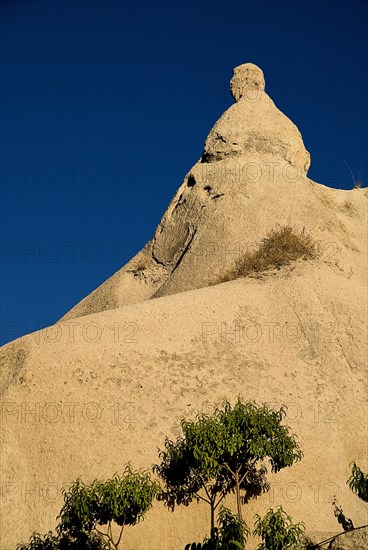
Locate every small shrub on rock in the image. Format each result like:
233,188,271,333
253,506,305,550
217,225,317,284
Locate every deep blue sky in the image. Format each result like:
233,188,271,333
1,0,367,345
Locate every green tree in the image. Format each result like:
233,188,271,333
185,506,250,550
57,465,159,549
253,506,305,550
16,530,109,549
347,462,368,502
216,507,250,549
154,399,302,535
17,532,61,550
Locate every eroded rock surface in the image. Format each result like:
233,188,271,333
62,63,313,321
1,63,367,550
328,526,368,549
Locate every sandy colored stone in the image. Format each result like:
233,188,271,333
0,64,367,549
229,62,266,101
328,526,368,549
60,62,312,322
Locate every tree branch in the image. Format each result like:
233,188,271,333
95,527,108,539
195,492,211,505
239,471,249,484
116,524,125,547
214,493,225,510
223,462,236,476
198,474,212,502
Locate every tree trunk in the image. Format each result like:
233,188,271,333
235,473,242,520
235,473,246,550
210,499,215,535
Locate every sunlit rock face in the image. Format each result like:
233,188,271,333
61,62,312,320
203,62,311,173
1,63,367,550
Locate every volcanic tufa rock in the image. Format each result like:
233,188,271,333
0,64,367,549
60,63,313,321
327,526,368,549
230,62,266,101
203,62,311,171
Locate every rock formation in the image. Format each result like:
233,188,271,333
327,525,368,549
0,63,367,549
60,63,314,321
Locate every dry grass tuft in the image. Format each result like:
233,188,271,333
217,225,317,284
353,180,364,189
127,260,147,277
